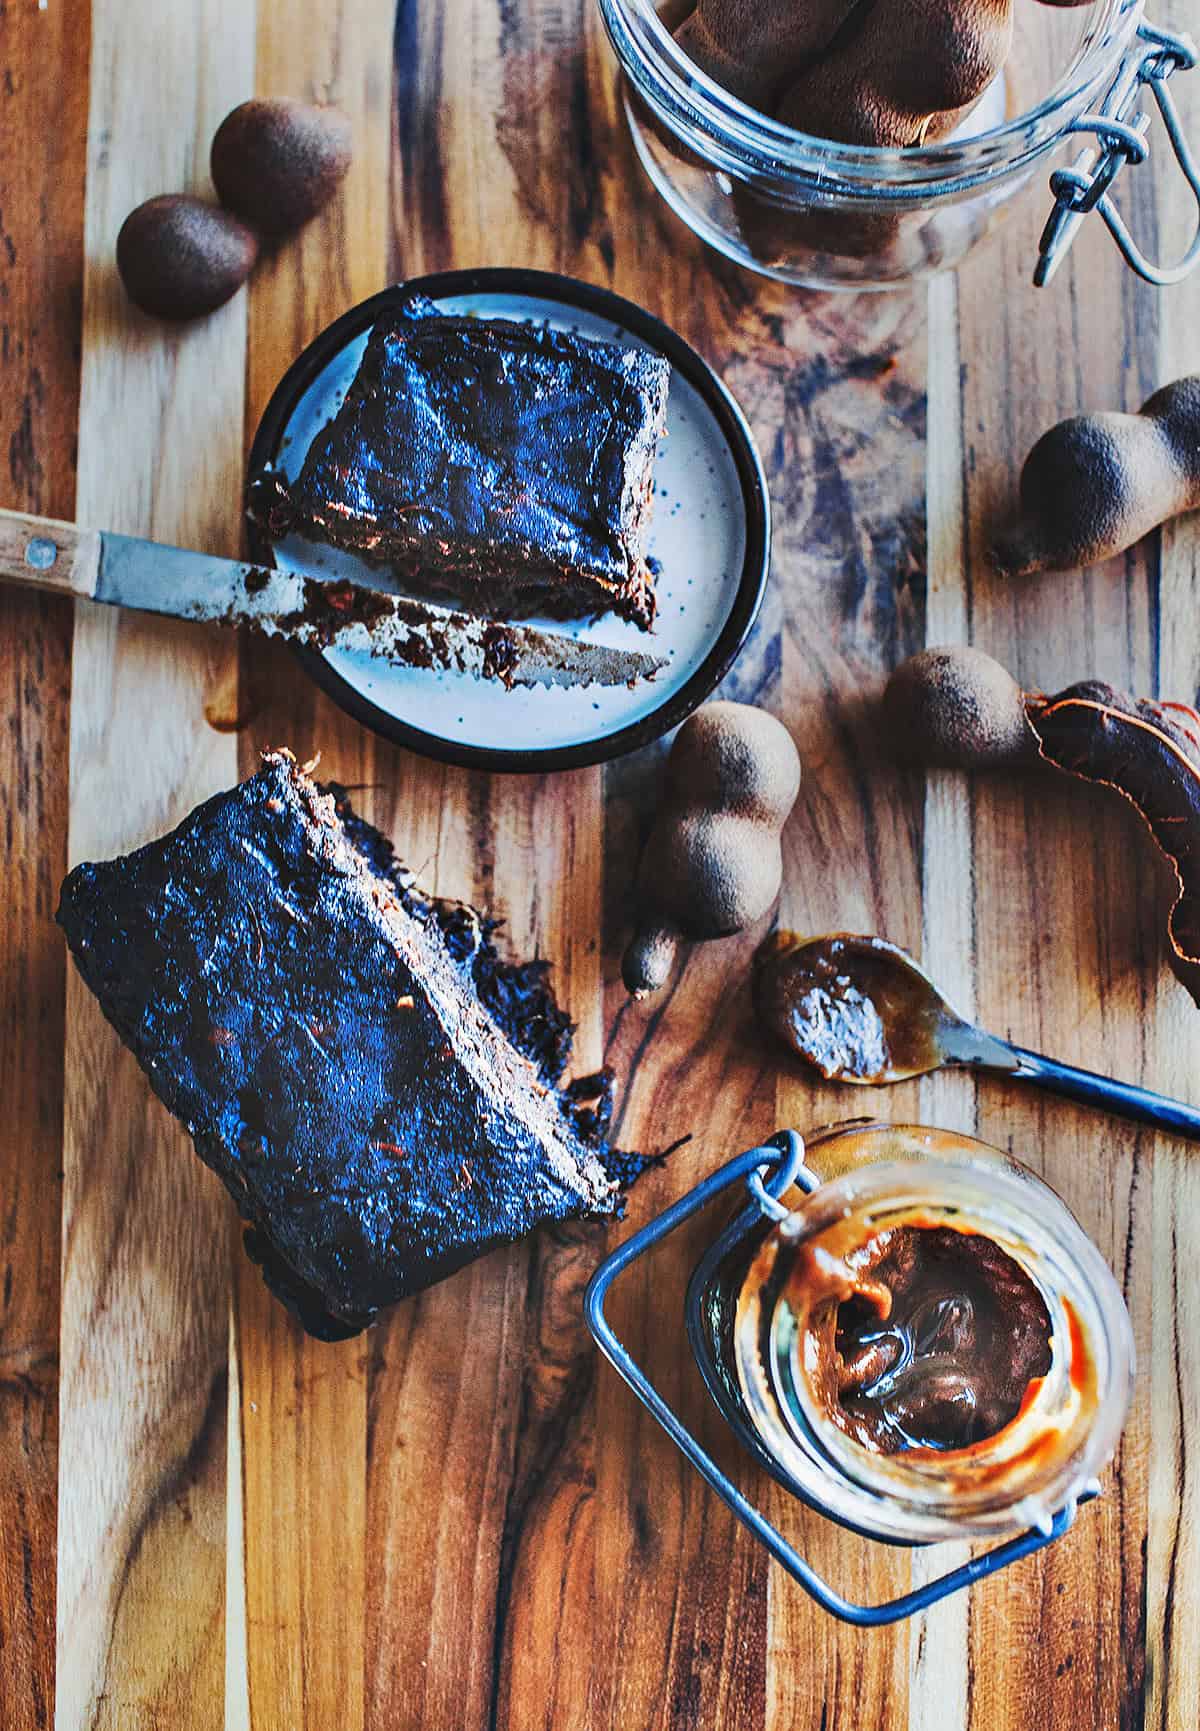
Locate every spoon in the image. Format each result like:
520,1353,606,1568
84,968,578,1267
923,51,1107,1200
753,931,1200,1143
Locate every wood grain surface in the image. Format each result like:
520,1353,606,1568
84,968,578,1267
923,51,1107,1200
60,3,252,1725
1,0,1199,1726
0,5,87,1725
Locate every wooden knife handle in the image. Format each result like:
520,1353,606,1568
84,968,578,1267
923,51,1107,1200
0,508,101,598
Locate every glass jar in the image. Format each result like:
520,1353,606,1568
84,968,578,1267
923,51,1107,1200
596,0,1200,288
697,1122,1133,1545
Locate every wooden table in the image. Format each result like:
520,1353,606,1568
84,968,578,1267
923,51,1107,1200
3,0,1198,1725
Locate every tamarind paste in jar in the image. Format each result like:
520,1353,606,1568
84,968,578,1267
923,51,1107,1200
724,1128,1128,1541
787,1217,1053,1455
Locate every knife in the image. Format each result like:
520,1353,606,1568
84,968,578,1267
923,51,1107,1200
0,508,668,692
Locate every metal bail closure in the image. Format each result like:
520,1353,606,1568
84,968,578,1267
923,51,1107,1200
1036,19,1200,287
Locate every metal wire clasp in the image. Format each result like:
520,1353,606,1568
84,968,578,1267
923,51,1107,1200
1036,19,1200,286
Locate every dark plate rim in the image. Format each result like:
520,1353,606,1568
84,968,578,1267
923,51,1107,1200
245,267,771,774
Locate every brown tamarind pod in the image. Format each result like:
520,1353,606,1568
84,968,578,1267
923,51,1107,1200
116,195,258,321
671,0,1014,148
211,99,353,237
883,646,1035,769
670,0,1020,273
621,921,683,999
776,0,1012,148
621,701,801,999
672,0,846,114
993,377,1200,578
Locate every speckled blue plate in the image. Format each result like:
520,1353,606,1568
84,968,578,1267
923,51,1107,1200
247,269,770,772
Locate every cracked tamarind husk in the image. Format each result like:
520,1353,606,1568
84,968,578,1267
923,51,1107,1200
884,646,1200,1007
1029,682,1200,1006
993,377,1200,578
621,701,801,998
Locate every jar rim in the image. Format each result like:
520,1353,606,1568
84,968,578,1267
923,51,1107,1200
599,0,1144,193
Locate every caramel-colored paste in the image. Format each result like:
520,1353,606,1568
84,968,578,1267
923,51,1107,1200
754,932,944,1083
787,1221,1053,1454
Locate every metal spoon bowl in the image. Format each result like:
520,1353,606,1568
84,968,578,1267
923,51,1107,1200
754,931,1200,1142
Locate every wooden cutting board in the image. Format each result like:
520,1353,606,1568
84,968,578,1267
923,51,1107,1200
2,0,1198,1726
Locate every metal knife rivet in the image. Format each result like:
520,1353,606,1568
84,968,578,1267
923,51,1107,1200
25,537,58,571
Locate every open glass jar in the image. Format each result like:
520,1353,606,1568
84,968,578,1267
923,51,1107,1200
597,0,1200,288
587,1121,1135,1622
726,1124,1133,1544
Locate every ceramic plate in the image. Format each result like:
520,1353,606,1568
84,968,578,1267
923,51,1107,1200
246,269,770,771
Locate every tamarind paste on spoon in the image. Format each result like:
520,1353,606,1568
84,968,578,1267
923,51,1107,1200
753,931,948,1083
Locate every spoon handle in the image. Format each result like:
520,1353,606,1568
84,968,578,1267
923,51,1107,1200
1005,1044,1200,1142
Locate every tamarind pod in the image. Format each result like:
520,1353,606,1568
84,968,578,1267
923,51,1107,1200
671,0,1011,148
671,0,867,117
1027,681,1200,1007
994,377,1200,578
621,921,682,999
620,701,801,999
777,0,1012,148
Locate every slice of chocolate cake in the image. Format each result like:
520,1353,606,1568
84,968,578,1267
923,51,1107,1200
249,295,669,631
58,752,642,1339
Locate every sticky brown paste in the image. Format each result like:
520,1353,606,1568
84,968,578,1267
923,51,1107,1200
754,932,944,1083
785,1217,1053,1455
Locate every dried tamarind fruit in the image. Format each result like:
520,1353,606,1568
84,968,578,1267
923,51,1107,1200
622,702,801,998
994,378,1200,577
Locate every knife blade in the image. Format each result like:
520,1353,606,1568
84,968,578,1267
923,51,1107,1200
0,509,668,692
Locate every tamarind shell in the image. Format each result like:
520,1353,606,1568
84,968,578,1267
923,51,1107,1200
665,702,801,825
622,702,801,998
634,703,799,935
116,195,258,321
638,813,785,936
671,0,1010,148
211,99,353,236
671,0,846,114
1028,681,1200,1008
670,0,1012,269
777,0,1011,147
994,376,1200,578
621,921,682,998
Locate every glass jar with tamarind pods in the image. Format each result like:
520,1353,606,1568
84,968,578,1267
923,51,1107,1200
598,0,1200,289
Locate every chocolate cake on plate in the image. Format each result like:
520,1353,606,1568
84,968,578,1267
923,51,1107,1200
58,752,646,1338
249,294,669,631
